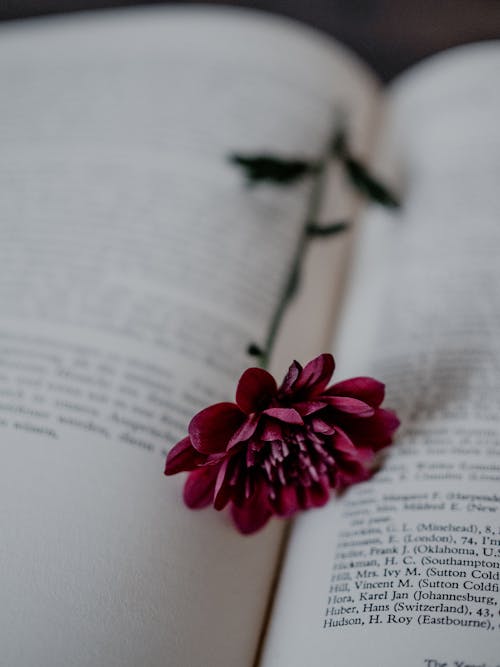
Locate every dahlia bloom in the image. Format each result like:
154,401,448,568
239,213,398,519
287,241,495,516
165,354,399,534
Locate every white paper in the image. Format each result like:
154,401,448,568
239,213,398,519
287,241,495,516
0,8,379,666
262,42,500,667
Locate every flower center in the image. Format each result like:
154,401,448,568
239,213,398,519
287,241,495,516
253,424,336,489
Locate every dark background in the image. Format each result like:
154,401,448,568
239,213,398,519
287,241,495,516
1,1,500,80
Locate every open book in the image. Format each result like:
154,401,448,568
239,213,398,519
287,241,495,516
1,6,499,666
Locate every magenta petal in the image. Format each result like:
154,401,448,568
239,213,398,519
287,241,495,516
297,485,315,509
228,413,260,448
378,409,400,436
326,396,375,417
335,460,372,489
213,458,233,510
294,400,327,416
327,376,385,408
382,409,401,435
236,367,277,414
311,417,335,435
333,427,373,462
230,482,272,535
165,437,204,475
262,407,303,424
274,485,299,516
295,353,335,394
183,467,218,508
189,402,244,454
280,360,302,393
342,409,400,450
308,478,331,507
260,420,283,441
332,427,357,455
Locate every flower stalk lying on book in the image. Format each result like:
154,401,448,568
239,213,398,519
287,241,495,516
165,354,399,534
231,125,399,368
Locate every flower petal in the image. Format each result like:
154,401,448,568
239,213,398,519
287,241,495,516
262,407,303,424
308,477,331,507
213,458,233,510
183,467,219,508
228,413,260,448
189,402,245,454
297,479,330,509
236,367,277,414
165,437,204,475
230,482,272,535
260,420,283,441
332,427,374,462
311,417,335,435
294,400,328,416
335,460,372,490
342,409,400,450
295,353,335,395
326,396,375,417
273,485,299,516
327,376,385,408
279,360,302,393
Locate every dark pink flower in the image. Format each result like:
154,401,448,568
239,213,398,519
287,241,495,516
165,354,399,534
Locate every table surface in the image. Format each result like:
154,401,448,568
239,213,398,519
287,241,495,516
1,0,500,80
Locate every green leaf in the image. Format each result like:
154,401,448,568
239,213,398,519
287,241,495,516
306,221,349,237
331,129,400,209
247,342,264,357
344,158,400,209
229,153,318,186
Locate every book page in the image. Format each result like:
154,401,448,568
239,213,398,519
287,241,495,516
261,42,500,666
0,7,380,666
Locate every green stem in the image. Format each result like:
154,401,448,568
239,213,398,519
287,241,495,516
257,129,334,369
